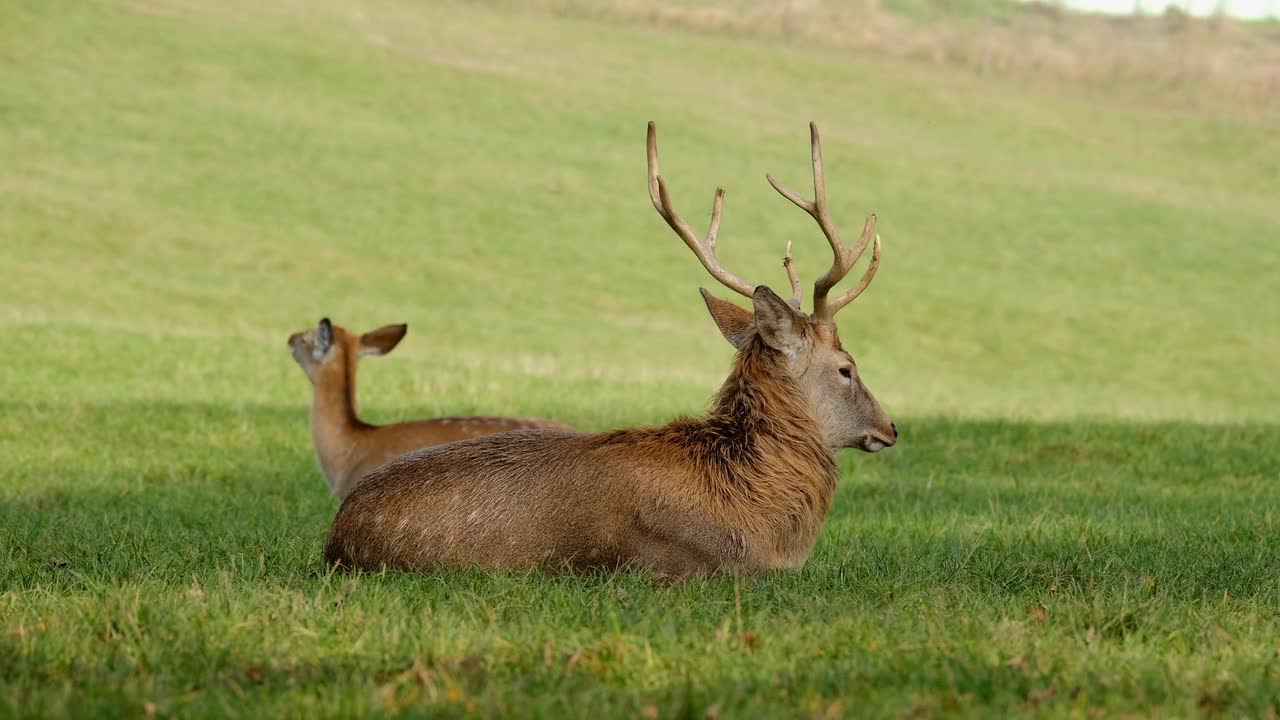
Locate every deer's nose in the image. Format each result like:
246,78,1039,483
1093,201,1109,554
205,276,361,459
891,422,898,440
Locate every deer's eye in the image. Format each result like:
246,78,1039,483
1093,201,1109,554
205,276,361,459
839,367,853,379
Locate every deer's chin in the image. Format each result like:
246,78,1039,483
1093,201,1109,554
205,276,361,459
853,433,895,453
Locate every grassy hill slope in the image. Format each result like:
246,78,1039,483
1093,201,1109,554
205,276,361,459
2,1,1278,716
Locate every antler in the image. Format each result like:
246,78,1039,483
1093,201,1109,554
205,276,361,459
647,122,757,300
782,241,802,310
766,122,881,321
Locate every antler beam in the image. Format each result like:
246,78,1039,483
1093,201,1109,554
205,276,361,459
647,122,757,300
766,122,881,321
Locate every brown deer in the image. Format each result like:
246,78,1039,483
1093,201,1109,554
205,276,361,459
288,318,575,499
324,122,896,579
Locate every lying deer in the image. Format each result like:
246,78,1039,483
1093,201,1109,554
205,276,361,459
288,318,574,499
325,123,897,579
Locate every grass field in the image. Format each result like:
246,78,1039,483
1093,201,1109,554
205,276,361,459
3,0,1280,717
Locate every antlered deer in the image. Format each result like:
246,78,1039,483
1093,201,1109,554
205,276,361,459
289,318,574,499
324,123,896,579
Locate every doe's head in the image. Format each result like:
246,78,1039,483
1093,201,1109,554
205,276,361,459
647,121,896,452
287,318,408,385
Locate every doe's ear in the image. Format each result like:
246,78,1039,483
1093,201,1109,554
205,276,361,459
314,318,334,360
752,286,805,356
360,323,408,357
700,288,755,349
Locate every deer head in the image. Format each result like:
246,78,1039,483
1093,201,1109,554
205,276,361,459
287,318,408,386
647,122,896,452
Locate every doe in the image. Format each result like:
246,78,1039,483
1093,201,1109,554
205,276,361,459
289,318,574,499
324,123,896,578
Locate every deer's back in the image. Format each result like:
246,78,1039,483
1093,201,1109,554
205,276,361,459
337,418,576,499
324,429,747,577
326,430,652,572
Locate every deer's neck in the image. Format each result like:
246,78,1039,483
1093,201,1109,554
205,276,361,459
660,342,837,566
695,341,838,515
309,356,370,493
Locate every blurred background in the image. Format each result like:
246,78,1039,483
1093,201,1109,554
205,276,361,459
5,0,1277,429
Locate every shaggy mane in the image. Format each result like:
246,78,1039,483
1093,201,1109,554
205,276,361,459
592,332,837,524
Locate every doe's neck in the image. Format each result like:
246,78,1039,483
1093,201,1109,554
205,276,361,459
309,351,371,440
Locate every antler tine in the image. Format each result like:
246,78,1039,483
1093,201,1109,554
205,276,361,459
766,122,878,320
825,232,881,317
647,122,756,300
782,240,802,310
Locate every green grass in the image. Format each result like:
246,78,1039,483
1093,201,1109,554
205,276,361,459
2,0,1279,716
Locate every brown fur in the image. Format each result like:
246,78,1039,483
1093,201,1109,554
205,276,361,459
324,287,895,580
289,318,574,499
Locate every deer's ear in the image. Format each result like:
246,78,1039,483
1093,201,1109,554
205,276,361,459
359,324,408,357
700,288,755,349
314,318,334,360
751,286,805,356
